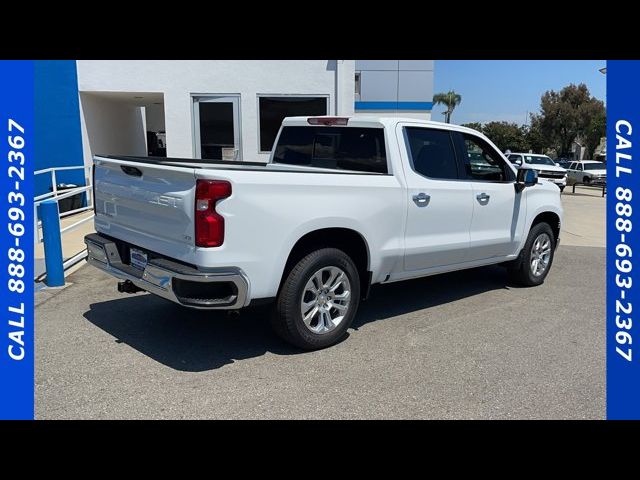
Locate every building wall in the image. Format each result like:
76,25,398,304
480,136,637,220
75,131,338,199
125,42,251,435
34,61,86,196
79,93,148,160
355,60,433,119
76,60,355,164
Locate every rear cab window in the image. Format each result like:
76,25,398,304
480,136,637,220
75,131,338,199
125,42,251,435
272,126,388,173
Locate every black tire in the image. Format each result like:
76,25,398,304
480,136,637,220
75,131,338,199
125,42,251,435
583,176,590,184
507,222,556,287
272,248,360,350
559,185,565,193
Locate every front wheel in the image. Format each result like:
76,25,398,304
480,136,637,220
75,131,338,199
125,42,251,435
272,248,360,350
559,185,565,193
507,222,556,286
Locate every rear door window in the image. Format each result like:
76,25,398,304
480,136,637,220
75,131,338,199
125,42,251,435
273,126,388,173
403,127,460,180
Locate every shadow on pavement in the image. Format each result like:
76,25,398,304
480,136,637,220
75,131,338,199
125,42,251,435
354,263,511,329
83,298,297,372
83,264,512,372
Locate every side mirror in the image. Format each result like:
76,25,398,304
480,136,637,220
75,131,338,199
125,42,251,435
515,167,538,193
555,162,560,167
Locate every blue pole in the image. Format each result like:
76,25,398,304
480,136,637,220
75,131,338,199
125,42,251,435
41,200,64,287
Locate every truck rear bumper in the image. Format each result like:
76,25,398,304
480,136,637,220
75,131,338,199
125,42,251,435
84,233,250,310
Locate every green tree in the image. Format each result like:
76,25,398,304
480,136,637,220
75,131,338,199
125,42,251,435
538,83,605,158
433,90,462,123
525,114,548,154
461,122,483,133
584,109,606,158
481,121,528,153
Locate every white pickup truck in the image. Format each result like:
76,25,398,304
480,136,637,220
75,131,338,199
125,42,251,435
85,116,563,349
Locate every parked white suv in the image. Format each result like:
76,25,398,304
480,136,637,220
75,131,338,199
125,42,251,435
566,160,607,186
507,153,567,192
85,117,563,350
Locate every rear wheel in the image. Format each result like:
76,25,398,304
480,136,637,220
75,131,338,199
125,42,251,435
507,222,556,286
583,176,591,184
272,248,360,350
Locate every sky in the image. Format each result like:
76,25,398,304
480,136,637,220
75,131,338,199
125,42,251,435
432,60,606,125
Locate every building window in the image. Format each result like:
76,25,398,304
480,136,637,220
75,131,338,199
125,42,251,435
258,96,328,152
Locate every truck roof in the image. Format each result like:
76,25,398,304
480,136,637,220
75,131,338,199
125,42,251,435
282,116,484,136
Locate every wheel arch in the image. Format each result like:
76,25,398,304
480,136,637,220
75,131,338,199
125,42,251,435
279,227,371,299
531,211,561,244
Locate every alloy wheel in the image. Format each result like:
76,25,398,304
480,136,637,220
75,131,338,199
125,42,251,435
530,233,552,277
300,266,351,334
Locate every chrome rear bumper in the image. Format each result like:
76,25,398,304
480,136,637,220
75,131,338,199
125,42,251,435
84,233,249,310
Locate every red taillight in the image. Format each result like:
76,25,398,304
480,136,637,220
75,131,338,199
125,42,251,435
307,117,349,126
195,179,232,247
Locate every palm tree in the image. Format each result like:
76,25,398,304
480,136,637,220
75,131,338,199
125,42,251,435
433,91,462,123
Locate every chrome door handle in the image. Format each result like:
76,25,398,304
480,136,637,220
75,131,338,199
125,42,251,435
412,192,430,207
476,193,490,203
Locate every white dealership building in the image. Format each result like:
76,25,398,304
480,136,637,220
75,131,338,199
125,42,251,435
35,60,434,191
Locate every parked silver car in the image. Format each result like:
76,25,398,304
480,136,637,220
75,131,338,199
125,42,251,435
566,160,606,185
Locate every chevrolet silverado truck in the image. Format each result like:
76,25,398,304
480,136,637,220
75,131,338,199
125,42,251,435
84,116,562,350
507,153,568,192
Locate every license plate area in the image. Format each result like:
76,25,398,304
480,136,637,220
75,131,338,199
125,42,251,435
130,247,148,271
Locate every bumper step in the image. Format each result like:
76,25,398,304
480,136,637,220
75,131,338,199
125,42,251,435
84,233,249,310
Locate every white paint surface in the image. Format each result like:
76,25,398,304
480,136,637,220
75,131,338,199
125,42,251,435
79,93,148,159
91,116,563,300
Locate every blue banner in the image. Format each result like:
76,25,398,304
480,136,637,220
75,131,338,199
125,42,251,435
607,60,640,419
0,61,34,420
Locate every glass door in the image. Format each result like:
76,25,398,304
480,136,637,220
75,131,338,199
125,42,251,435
193,95,241,161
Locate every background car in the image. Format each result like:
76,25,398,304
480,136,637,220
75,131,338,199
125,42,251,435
508,153,567,191
566,160,607,185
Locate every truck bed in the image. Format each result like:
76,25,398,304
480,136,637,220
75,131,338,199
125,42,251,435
91,154,403,299
96,155,387,175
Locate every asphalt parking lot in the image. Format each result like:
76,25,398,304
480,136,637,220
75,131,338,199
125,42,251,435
35,187,606,419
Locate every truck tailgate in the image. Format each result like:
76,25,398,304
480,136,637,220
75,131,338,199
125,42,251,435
93,157,197,256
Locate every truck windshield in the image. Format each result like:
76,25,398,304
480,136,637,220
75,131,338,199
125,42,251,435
524,155,556,166
273,126,388,173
